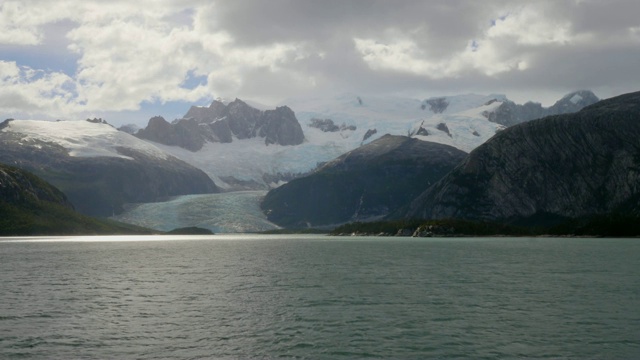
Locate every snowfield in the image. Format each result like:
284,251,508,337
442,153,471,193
150,93,506,188
3,119,169,160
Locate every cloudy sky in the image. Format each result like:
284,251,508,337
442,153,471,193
1,0,639,125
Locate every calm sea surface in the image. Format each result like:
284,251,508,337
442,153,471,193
0,235,639,359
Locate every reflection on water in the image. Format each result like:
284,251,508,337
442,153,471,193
1,235,639,359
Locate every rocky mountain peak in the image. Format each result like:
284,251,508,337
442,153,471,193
137,98,305,151
549,90,599,113
484,90,599,127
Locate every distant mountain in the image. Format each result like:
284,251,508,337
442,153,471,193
482,90,599,126
136,91,594,191
260,135,467,228
0,119,219,217
0,163,152,235
136,98,305,151
398,90,640,226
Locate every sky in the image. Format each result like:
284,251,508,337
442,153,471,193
1,0,640,126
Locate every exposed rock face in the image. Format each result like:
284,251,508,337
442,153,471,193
400,91,640,225
484,90,599,127
309,118,356,132
424,97,449,113
136,99,305,151
362,129,377,142
136,116,206,151
260,106,305,145
261,135,467,228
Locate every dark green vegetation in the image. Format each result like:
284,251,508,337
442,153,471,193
330,219,533,237
260,228,330,235
0,163,154,236
331,215,640,237
165,227,214,235
261,135,467,227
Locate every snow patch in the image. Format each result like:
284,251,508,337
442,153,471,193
570,94,583,104
3,120,169,160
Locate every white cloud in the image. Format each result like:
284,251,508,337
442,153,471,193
0,61,76,114
353,5,591,79
486,8,574,46
0,1,314,117
1,0,640,120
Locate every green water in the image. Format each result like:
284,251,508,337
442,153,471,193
1,235,639,359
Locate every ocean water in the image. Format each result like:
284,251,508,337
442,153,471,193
0,235,639,359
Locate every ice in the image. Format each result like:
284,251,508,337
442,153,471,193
149,93,506,187
4,120,169,160
111,191,280,233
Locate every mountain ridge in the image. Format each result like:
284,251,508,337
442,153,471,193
397,90,640,225
136,98,305,151
260,134,468,228
0,119,219,217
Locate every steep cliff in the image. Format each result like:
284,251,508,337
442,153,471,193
261,135,467,228
400,91,640,225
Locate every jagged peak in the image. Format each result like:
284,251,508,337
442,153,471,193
554,90,599,105
148,115,169,125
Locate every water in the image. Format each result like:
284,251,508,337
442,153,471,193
1,235,639,359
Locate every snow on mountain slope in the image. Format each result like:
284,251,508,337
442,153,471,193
282,93,505,150
410,100,506,152
3,119,169,160
148,93,507,189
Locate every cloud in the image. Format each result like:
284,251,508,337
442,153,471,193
1,0,640,120
0,61,77,114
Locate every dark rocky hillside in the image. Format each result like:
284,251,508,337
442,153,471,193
0,163,152,235
0,124,219,217
261,135,467,228
399,91,640,226
136,99,305,150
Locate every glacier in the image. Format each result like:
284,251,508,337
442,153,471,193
145,93,506,189
111,191,280,233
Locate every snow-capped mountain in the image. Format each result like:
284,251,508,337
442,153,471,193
141,93,516,190
0,118,218,216
130,90,597,191
4,119,170,160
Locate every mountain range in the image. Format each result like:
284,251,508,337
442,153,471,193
1,89,617,234
134,91,596,191
396,90,640,226
136,99,305,151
